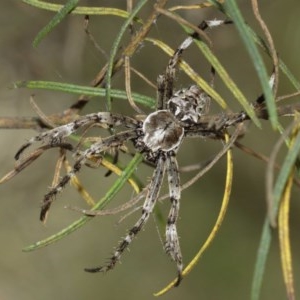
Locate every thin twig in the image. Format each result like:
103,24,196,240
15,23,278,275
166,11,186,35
155,7,213,47
130,66,156,89
67,187,147,216
277,91,300,103
169,0,225,12
83,15,108,59
124,56,145,114
235,141,300,188
251,0,279,97
30,95,56,128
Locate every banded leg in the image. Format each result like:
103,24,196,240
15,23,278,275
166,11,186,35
40,130,137,221
85,154,166,273
165,153,183,286
15,112,140,160
157,19,231,111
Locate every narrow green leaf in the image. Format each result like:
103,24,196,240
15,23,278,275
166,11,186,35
23,153,143,252
252,127,300,300
13,80,155,108
251,218,272,300
22,0,142,21
33,0,79,48
272,130,300,219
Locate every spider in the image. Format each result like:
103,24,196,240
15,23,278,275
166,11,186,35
15,19,247,285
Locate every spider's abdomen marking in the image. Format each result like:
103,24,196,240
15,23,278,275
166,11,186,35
142,110,184,152
168,85,211,123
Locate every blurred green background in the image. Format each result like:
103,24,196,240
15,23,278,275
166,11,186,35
1,1,300,299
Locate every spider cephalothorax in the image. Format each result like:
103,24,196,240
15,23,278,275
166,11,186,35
142,110,184,152
14,19,246,285
141,85,209,161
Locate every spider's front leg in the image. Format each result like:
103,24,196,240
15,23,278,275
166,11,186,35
84,154,166,273
40,130,137,221
165,152,183,286
15,112,139,160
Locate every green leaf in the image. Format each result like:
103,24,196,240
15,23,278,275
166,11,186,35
13,80,155,109
32,0,79,47
22,0,142,21
251,125,300,300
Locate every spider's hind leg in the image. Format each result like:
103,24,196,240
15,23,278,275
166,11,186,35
85,154,166,273
165,152,183,286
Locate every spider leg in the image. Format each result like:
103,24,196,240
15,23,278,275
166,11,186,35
157,74,166,110
159,35,194,110
85,154,166,273
165,152,183,286
40,130,137,221
15,112,140,160
157,19,232,112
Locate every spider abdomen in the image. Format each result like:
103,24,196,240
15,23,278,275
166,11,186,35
142,110,184,152
168,85,211,123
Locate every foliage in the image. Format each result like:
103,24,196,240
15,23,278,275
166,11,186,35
1,1,300,299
